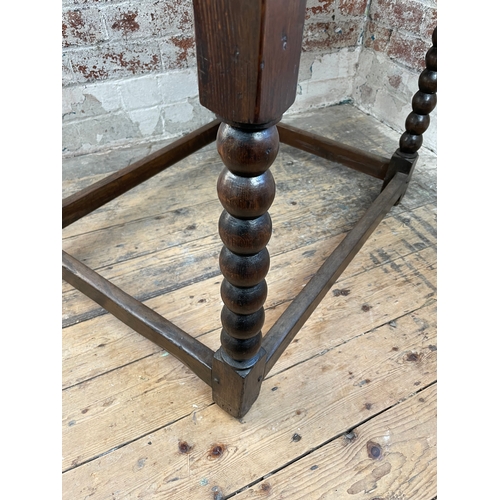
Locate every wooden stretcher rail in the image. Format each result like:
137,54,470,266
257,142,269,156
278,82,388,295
62,251,214,387
61,3,435,417
262,171,409,376
62,119,221,228
277,122,391,180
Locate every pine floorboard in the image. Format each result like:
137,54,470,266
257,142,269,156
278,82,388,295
62,104,437,499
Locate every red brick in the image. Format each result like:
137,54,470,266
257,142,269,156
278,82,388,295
306,0,368,22
62,53,75,86
69,40,162,83
338,0,369,16
305,0,335,22
302,20,362,52
107,9,141,37
160,35,197,71
420,6,437,41
154,0,193,34
62,8,105,47
371,0,426,35
63,0,117,4
170,34,196,68
103,6,145,40
104,0,193,40
364,21,393,52
387,31,428,70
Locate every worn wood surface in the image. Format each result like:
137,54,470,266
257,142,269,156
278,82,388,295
62,250,214,387
62,104,437,499
62,120,220,228
277,122,390,179
233,384,437,500
193,0,307,124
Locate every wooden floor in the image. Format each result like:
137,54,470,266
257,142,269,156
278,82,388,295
62,104,437,500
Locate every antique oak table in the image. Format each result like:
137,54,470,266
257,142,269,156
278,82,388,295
62,1,437,418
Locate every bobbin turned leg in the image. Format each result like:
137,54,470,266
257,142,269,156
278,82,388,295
217,125,277,365
382,27,437,203
193,0,307,417
211,124,277,416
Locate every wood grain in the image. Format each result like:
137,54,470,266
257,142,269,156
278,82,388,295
233,384,437,500
62,246,436,471
62,104,437,499
62,206,435,390
193,0,307,124
62,303,436,498
63,120,220,227
61,156,434,325
62,204,436,390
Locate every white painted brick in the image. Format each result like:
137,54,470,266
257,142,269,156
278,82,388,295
374,88,411,122
353,49,437,153
62,87,83,117
297,52,316,83
158,35,197,72
83,81,123,112
128,107,163,136
425,113,437,152
62,121,83,155
62,53,74,86
157,69,199,104
61,0,437,157
163,100,194,124
63,111,142,156
160,98,215,138
68,39,162,84
62,81,122,122
102,0,194,41
309,48,360,81
62,6,107,48
119,74,162,110
288,77,353,113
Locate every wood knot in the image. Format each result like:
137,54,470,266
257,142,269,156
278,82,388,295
208,443,226,459
260,482,271,495
178,441,192,454
367,440,383,459
405,351,422,362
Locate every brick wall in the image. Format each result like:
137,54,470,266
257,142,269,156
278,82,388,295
62,0,208,157
353,0,437,151
62,0,437,157
290,0,368,112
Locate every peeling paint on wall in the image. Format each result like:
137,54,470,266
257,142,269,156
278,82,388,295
62,0,437,158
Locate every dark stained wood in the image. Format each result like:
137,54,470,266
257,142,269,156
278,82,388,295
262,171,409,376
212,116,282,413
398,27,437,156
192,0,307,125
62,250,214,386
62,119,220,228
277,122,391,179
61,4,433,420
211,348,267,418
216,124,278,374
194,1,309,416
382,26,436,200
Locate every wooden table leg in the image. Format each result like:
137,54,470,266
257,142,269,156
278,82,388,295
193,0,307,417
382,27,437,203
62,2,435,419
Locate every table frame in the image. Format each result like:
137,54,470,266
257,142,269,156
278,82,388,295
62,3,436,418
